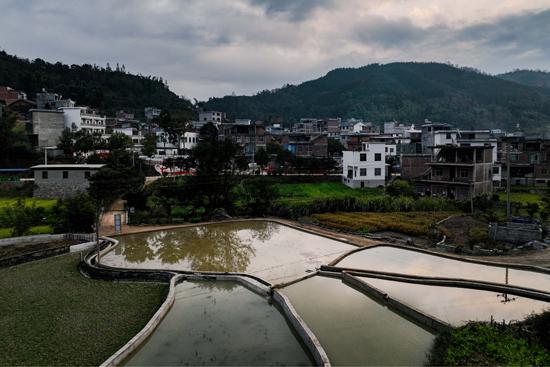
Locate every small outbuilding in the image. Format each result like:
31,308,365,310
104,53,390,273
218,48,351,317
31,164,105,199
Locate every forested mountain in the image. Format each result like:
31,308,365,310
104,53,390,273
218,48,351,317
498,70,550,90
0,50,193,116
204,62,550,132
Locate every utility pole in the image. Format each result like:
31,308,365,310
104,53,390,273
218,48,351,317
506,144,511,221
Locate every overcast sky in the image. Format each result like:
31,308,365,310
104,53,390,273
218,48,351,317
1,0,550,100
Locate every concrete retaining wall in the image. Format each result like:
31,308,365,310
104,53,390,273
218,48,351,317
100,274,181,367
489,224,543,244
341,272,451,333
320,266,550,302
272,290,331,367
85,236,330,367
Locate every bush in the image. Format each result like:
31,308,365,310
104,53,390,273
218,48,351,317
2,198,45,236
386,179,415,197
53,194,95,233
427,321,550,366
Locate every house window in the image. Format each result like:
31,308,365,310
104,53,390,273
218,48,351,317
511,153,519,161
493,167,500,174
360,153,367,162
460,169,469,178
390,148,394,153
435,168,443,176
385,147,388,152
446,133,452,139
360,168,367,176
42,171,48,179
62,171,69,179
85,171,91,179
542,169,548,175
374,168,382,176
374,153,382,161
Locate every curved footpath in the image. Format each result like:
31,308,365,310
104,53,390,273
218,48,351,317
87,219,550,366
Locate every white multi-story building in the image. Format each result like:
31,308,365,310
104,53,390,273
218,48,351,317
59,107,106,134
180,131,199,151
342,142,387,188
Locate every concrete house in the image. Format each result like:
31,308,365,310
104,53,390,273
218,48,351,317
342,142,387,188
413,145,493,199
31,164,105,198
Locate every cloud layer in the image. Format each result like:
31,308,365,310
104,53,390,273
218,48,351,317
0,0,549,100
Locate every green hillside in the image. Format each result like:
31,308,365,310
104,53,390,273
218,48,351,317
0,50,193,117
498,70,550,89
204,62,550,131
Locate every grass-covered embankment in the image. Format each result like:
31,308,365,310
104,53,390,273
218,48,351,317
0,254,168,366
310,211,455,236
427,312,550,366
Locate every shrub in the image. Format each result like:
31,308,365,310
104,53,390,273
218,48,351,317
386,179,415,197
53,194,95,233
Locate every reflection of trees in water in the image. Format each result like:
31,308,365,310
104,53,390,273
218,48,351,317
246,221,279,243
117,222,281,272
177,280,240,294
119,234,156,263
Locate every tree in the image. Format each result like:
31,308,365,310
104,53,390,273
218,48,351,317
240,178,280,216
108,132,132,151
328,138,345,156
142,133,157,157
254,147,269,169
186,122,245,215
58,128,75,156
53,193,96,233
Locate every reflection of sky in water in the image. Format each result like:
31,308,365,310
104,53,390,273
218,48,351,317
102,221,355,283
362,277,550,326
282,276,434,366
124,281,312,366
337,246,550,293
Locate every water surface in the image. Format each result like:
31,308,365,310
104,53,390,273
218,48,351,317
102,221,355,283
362,277,550,326
337,246,550,292
125,280,312,366
282,276,434,366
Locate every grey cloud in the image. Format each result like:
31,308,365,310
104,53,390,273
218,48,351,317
249,0,333,21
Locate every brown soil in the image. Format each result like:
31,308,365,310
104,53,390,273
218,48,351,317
439,215,488,246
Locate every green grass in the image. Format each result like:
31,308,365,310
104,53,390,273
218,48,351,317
0,198,58,210
275,182,384,204
0,254,167,366
0,225,54,239
496,191,545,204
428,322,550,366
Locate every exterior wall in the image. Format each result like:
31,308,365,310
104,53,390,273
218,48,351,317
30,110,65,149
181,132,199,151
33,168,100,198
401,154,431,179
342,143,387,188
199,111,224,123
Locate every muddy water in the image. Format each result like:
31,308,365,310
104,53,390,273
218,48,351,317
337,246,550,293
361,277,549,326
282,276,434,366
101,221,355,284
124,280,312,366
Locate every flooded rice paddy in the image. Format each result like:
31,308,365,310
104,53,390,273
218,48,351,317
125,280,312,366
336,245,550,293
360,277,550,326
282,276,434,365
102,221,355,283
101,221,550,366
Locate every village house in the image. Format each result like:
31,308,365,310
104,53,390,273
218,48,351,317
281,133,328,158
342,142,387,188
413,145,493,200
31,164,105,199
